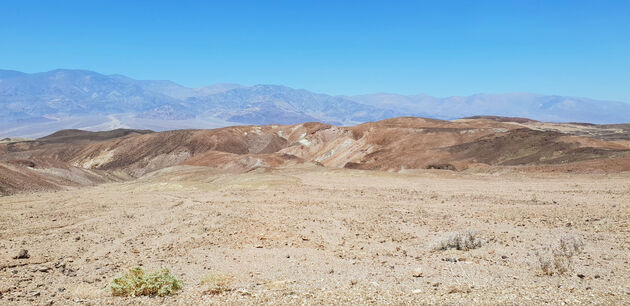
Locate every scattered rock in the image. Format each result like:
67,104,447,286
577,274,585,279
62,267,77,277
0,286,16,294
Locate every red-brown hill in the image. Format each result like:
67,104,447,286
1,117,628,195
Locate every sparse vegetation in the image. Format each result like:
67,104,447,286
110,267,183,297
537,234,585,275
432,229,484,251
200,272,234,294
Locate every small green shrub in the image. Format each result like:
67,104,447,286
110,267,183,297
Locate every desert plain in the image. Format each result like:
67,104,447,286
1,165,629,304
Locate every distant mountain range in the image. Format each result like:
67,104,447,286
1,69,629,137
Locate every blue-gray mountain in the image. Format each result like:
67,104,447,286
1,69,629,137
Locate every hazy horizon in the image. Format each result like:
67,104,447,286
3,67,630,105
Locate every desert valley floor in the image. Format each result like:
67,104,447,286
1,166,629,304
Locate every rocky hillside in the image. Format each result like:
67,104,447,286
1,117,629,195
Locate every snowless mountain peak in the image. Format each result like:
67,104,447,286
0,69,629,138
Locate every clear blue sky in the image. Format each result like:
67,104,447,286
1,0,629,102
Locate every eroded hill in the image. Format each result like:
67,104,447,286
1,117,629,195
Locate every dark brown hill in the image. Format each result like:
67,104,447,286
36,128,154,143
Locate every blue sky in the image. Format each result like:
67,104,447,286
1,0,629,102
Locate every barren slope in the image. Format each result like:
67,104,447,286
0,117,628,195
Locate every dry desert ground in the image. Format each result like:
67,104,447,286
1,166,629,305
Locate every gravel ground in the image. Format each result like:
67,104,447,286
1,166,629,304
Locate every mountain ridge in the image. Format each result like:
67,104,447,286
1,69,629,138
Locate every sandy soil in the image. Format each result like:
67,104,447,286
1,166,629,304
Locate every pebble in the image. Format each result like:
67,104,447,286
412,268,424,278
13,249,30,259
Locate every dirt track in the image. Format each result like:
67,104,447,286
1,166,629,304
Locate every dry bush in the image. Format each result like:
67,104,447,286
201,272,234,294
432,229,484,251
110,267,183,297
537,233,584,275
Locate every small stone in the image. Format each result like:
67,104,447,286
412,268,423,278
38,266,50,272
501,255,508,259
412,289,422,294
577,274,585,279
594,274,600,279
13,249,30,259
